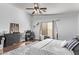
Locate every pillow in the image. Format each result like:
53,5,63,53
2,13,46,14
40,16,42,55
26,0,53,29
61,40,68,47
74,35,79,41
64,39,79,51
72,44,79,55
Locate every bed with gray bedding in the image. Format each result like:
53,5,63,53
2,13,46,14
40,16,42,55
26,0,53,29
4,39,74,55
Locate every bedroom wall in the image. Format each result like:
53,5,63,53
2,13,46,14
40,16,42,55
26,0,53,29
32,12,78,40
0,3,32,33
77,14,79,35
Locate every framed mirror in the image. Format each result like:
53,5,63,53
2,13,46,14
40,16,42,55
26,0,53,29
9,23,19,33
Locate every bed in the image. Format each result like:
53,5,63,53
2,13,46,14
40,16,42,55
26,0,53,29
3,39,74,55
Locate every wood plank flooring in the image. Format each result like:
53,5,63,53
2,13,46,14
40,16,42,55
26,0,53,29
3,41,35,53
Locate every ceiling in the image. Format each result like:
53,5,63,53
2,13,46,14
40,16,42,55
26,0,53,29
11,3,79,15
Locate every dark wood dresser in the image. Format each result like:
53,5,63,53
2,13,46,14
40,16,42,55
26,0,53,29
4,33,21,47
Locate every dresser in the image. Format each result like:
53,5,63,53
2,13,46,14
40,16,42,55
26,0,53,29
4,33,21,47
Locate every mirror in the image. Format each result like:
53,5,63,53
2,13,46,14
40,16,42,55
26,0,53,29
10,23,19,33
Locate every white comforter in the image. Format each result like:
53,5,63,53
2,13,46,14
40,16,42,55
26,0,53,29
32,39,74,55
4,39,74,55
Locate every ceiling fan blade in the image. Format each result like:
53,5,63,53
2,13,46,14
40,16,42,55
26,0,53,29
40,8,47,10
26,8,34,10
41,9,46,12
32,11,35,14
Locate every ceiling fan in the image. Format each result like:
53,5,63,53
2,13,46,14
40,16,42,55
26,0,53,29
26,3,47,15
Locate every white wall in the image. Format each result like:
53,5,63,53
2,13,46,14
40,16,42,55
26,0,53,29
0,3,31,33
77,14,79,34
32,12,78,40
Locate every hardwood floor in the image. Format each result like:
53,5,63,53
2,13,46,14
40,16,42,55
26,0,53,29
3,41,35,53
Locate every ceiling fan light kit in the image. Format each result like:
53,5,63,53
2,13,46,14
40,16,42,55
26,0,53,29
26,3,47,15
